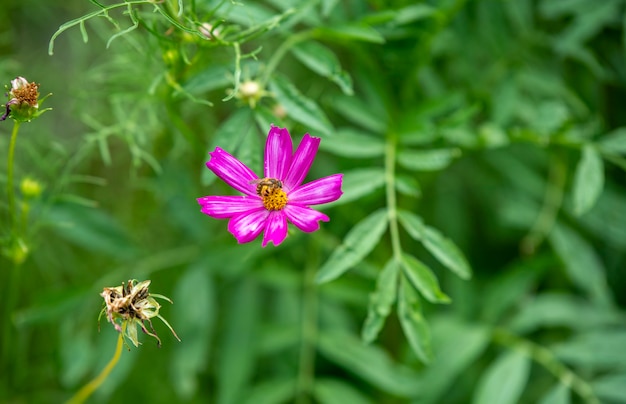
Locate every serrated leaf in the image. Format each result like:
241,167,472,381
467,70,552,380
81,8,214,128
572,144,604,216
313,378,372,404
398,210,472,279
397,148,461,171
319,24,385,44
171,265,214,399
362,259,399,343
319,128,385,158
316,209,388,284
549,223,609,305
401,253,450,304
291,41,353,95
269,75,333,137
317,331,419,396
397,275,432,363
324,168,385,207
473,350,530,404
202,108,255,186
597,127,626,154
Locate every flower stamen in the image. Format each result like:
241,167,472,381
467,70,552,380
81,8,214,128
262,188,287,211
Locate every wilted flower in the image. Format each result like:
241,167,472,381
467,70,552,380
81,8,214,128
99,279,180,348
199,22,219,40
197,125,343,247
1,76,51,122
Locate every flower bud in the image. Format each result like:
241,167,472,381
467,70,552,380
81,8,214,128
20,177,43,199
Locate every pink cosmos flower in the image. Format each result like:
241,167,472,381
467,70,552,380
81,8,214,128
197,125,343,247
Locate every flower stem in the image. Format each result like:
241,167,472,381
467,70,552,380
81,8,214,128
66,327,125,404
260,31,312,87
520,153,566,255
384,133,402,262
7,121,21,232
493,328,599,404
295,242,319,404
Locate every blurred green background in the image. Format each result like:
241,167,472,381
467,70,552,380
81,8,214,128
2,0,626,403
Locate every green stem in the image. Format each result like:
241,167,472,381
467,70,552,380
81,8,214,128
493,328,599,404
260,31,313,87
66,325,126,404
520,154,566,255
295,243,319,404
384,133,402,262
7,121,21,232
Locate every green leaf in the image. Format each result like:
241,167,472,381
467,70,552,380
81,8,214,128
591,373,626,403
549,223,610,305
313,378,373,404
398,210,472,279
416,317,490,402
538,383,570,404
397,275,433,363
241,378,296,404
391,4,436,25
316,209,388,284
509,293,621,334
401,253,450,304
473,350,531,404
397,148,461,172
216,280,260,404
324,168,385,207
572,144,604,216
171,265,214,399
202,108,255,186
362,259,399,343
552,329,626,369
319,128,385,158
317,331,419,396
318,24,385,44
330,95,387,134
597,127,626,154
291,41,353,95
49,203,137,259
269,75,333,137
394,174,421,198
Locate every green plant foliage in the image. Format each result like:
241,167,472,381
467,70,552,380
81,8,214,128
2,0,626,402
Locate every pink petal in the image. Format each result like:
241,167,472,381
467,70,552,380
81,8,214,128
284,204,329,232
264,126,293,180
262,211,288,247
227,208,269,243
207,147,258,196
288,174,343,205
197,195,263,218
283,134,320,191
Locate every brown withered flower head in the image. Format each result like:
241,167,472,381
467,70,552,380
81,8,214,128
99,279,180,348
1,76,51,122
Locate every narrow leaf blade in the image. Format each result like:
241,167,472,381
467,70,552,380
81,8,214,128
401,253,450,304
572,144,604,216
316,209,388,284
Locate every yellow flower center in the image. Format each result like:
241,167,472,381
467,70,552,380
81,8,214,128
262,188,288,211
